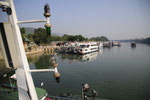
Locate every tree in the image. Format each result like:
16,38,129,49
20,27,27,42
20,27,26,34
90,36,109,41
75,35,85,41
27,33,33,42
62,34,70,41
67,35,75,41
66,35,86,42
51,36,62,41
32,28,51,45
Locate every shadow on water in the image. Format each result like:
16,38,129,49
27,53,58,69
131,46,136,50
27,53,44,63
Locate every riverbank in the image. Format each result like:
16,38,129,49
0,45,60,61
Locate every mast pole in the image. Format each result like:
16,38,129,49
8,0,38,99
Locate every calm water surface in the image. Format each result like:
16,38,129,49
28,43,150,100
1,43,150,100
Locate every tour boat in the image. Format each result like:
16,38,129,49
76,42,99,54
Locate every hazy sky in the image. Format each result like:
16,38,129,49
0,0,150,40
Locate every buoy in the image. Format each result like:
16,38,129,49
54,72,60,77
54,72,60,83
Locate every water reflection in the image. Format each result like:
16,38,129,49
27,53,44,64
27,53,57,69
131,45,136,50
28,53,61,83
103,47,112,52
57,51,100,63
35,54,52,69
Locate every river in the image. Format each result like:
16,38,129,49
0,43,150,100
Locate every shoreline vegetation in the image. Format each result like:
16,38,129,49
20,27,109,45
0,27,109,61
0,27,149,60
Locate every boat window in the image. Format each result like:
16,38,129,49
91,44,97,46
80,45,86,48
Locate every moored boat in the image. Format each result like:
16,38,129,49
76,42,99,54
103,41,112,48
112,41,121,46
131,42,136,47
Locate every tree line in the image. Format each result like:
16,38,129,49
20,27,109,45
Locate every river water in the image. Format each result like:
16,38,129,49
0,43,150,100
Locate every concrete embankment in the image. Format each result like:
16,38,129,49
0,46,60,60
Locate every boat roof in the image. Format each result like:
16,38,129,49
36,87,47,100
77,42,97,45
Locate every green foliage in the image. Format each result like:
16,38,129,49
67,35,85,42
20,27,27,42
67,35,75,41
27,33,34,42
20,27,109,45
32,28,51,45
90,36,109,41
61,34,86,42
20,27,26,34
62,34,70,41
35,55,52,69
51,36,62,41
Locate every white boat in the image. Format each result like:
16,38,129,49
76,42,99,54
98,42,103,49
103,41,112,47
112,41,121,46
60,42,79,53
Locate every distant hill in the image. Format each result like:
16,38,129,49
120,37,150,45
23,27,64,36
90,36,109,41
142,38,150,44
